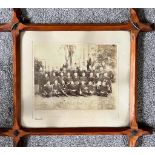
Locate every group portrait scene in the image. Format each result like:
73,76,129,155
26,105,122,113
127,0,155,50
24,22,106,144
34,44,117,98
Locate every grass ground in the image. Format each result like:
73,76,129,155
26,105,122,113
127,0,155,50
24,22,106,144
35,92,116,110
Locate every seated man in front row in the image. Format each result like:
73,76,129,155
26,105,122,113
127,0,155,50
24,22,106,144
59,80,68,97
79,81,88,96
87,81,96,95
42,80,53,97
53,80,62,97
103,72,112,93
97,81,110,97
68,81,78,96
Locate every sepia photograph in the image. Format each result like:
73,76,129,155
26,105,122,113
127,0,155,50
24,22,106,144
34,44,117,110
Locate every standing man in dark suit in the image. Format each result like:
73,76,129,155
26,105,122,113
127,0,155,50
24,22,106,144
38,68,46,94
95,72,102,83
65,72,72,85
50,71,58,84
58,72,65,84
73,72,80,84
88,72,95,83
80,72,87,84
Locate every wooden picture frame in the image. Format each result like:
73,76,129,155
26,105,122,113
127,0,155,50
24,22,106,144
0,8,154,147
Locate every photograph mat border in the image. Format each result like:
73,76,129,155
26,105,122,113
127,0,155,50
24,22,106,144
20,31,130,128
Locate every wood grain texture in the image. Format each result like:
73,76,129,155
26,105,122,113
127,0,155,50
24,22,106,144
0,8,154,147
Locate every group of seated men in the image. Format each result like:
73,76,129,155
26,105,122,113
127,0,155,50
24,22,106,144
36,67,115,97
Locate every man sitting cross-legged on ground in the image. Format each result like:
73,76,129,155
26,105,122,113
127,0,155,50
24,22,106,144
87,81,96,95
96,80,102,96
103,72,112,94
59,80,68,97
42,80,53,97
68,81,78,96
52,80,62,97
79,81,89,96
97,81,109,97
